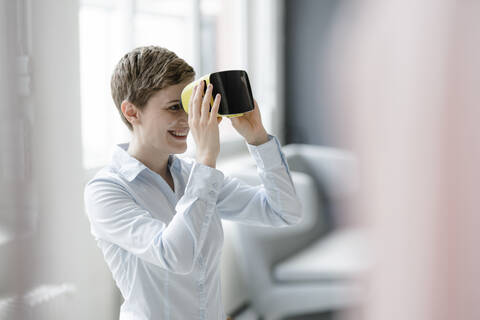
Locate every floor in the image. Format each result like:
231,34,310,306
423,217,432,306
234,307,362,320
282,311,334,319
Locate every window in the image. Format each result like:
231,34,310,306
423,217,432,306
79,0,248,170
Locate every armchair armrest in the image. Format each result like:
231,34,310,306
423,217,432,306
282,144,359,201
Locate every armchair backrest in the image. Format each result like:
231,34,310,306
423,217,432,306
228,143,358,291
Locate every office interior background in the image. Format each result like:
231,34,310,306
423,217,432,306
1,0,480,319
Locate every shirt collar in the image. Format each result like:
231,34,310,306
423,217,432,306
112,142,181,182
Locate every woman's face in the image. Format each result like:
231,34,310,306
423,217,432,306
135,79,192,154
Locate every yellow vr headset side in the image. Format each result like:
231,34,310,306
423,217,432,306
180,70,255,118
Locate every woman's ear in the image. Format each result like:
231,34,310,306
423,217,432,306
121,100,139,127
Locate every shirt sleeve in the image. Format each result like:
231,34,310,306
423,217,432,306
84,162,224,275
217,133,303,227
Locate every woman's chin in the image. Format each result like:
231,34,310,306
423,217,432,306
174,142,188,153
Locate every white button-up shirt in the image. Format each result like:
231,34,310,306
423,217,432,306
83,134,302,320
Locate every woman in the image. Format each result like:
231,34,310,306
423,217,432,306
84,46,302,320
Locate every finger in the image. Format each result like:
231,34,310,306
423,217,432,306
193,81,204,119
209,93,221,122
201,83,213,122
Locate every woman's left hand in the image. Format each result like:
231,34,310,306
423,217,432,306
230,98,269,146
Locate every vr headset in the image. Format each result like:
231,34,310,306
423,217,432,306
180,70,254,118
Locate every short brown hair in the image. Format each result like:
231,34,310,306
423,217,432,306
111,46,195,130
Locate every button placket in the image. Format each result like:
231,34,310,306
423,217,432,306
196,255,208,319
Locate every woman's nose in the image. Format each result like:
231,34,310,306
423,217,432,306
179,109,189,123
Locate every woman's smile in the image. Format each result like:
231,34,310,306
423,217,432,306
168,128,189,140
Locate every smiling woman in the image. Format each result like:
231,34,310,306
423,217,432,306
83,45,302,319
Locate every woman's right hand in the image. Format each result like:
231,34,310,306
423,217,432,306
188,80,223,168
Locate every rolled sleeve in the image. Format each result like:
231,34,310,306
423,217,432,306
217,133,303,226
246,134,297,190
246,134,283,170
184,162,224,202
178,161,225,259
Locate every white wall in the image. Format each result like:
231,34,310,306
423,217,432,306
29,0,118,318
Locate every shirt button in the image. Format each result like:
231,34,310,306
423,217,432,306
209,190,215,197
212,182,217,188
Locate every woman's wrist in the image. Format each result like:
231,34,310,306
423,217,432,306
246,130,269,146
197,157,216,168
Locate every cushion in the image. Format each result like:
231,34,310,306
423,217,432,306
273,228,371,282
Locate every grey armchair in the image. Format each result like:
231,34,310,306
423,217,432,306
225,144,370,320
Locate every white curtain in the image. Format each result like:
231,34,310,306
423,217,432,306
329,1,480,319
